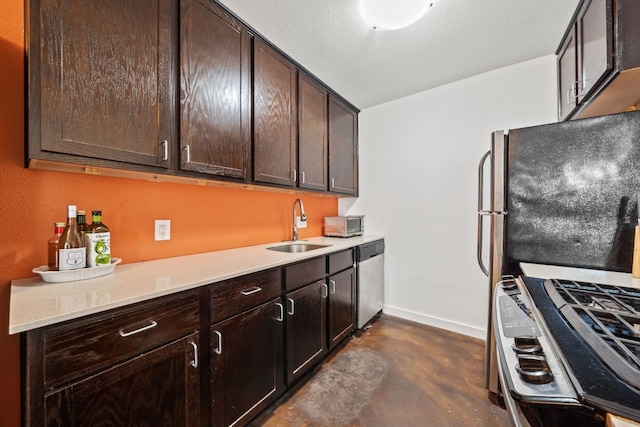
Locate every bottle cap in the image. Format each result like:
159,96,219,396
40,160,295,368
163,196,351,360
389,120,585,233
77,210,86,215
54,222,66,227
92,210,102,216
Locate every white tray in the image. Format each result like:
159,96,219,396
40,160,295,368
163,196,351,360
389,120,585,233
33,258,121,283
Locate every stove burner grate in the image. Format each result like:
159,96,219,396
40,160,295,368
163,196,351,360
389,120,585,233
545,279,640,391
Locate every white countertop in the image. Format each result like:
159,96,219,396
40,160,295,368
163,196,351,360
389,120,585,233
10,235,383,334
520,262,640,288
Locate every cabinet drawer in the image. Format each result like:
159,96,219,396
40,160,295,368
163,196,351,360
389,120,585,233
210,269,281,323
284,256,326,291
43,291,200,389
328,249,354,275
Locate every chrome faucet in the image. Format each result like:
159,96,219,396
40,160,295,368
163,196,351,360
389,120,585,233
292,198,307,241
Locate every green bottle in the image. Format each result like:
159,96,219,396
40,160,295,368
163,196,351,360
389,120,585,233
85,210,111,267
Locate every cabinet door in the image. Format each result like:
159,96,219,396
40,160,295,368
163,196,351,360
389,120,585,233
286,280,327,384
34,0,175,167
253,39,298,186
45,332,200,426
328,267,356,349
328,96,358,195
558,26,578,121
298,73,328,191
577,0,613,101
210,299,284,427
180,0,250,179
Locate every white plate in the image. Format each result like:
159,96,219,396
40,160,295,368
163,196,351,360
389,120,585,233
32,258,122,283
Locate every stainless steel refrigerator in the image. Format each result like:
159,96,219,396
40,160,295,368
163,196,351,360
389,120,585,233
477,110,640,399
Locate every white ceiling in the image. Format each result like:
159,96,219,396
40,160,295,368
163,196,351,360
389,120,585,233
217,0,580,110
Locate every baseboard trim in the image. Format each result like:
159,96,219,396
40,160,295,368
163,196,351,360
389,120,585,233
383,305,486,340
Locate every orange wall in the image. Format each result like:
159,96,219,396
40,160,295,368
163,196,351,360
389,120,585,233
0,1,337,425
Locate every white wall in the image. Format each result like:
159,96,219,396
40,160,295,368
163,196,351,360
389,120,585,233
341,55,558,339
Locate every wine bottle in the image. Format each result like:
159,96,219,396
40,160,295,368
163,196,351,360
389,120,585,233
58,205,87,270
86,210,111,267
47,222,66,271
77,210,88,240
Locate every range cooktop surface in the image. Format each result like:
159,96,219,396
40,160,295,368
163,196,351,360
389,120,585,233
523,277,640,422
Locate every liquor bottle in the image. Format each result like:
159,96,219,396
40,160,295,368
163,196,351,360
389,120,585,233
47,222,66,271
77,210,88,240
58,205,87,270
86,210,111,267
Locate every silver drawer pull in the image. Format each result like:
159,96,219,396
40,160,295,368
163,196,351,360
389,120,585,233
275,302,284,322
241,286,262,296
190,341,199,368
161,140,168,161
183,144,191,164
214,330,222,355
330,280,336,294
322,283,328,298
287,298,295,315
118,320,158,337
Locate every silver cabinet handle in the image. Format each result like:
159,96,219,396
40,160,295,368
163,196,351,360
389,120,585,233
118,320,157,337
576,80,584,97
321,283,328,298
213,330,222,355
275,302,284,322
160,140,168,161
287,298,295,315
183,145,191,164
330,279,336,294
291,169,297,183
190,341,198,368
330,177,335,188
241,286,262,296
299,171,305,184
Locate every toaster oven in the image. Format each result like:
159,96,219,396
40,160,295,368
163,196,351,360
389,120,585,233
324,215,364,237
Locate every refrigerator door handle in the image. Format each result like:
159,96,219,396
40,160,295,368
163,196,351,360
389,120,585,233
477,150,492,276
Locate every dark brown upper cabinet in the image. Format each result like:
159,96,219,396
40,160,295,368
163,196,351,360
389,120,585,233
180,0,251,180
29,0,176,168
328,96,359,196
26,0,359,196
253,39,298,187
298,73,329,191
558,0,640,120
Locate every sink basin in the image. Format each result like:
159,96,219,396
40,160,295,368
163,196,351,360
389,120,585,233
267,243,331,253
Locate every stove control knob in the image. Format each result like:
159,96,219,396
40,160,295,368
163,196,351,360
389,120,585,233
512,336,543,355
516,354,553,384
501,278,518,291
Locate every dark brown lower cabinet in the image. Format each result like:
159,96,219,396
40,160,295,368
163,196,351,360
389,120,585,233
328,267,356,349
44,332,200,426
210,298,284,427
22,252,361,427
285,280,327,385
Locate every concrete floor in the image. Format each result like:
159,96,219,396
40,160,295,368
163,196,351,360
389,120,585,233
252,315,511,427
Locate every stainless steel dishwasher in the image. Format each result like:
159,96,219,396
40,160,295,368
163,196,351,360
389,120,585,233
356,239,384,328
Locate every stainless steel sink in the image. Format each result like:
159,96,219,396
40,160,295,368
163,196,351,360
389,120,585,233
266,243,330,253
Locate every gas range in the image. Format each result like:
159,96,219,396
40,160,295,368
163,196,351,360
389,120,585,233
494,275,640,427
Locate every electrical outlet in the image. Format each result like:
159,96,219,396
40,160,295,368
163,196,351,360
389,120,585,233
155,220,171,241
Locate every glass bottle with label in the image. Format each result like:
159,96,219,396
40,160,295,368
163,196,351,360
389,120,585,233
77,210,88,240
58,205,87,270
86,210,111,267
47,222,66,271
